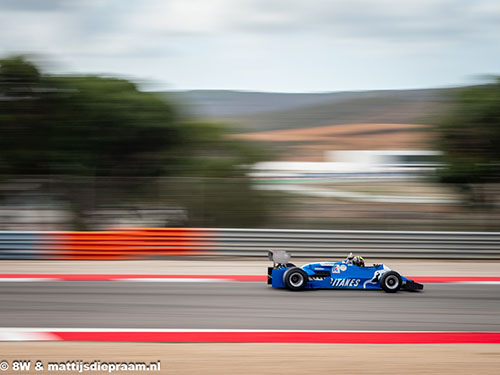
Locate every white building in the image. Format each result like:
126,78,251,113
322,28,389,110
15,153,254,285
251,150,442,178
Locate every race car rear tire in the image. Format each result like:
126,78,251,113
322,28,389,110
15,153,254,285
283,267,308,291
380,271,402,293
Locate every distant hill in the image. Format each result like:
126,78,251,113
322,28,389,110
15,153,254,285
161,88,458,133
162,90,384,117
159,87,461,160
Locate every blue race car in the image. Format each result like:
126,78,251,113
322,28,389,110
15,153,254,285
267,250,423,293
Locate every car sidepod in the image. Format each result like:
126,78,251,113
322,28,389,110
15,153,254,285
327,263,385,290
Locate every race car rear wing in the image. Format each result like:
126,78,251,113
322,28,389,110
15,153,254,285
268,250,291,266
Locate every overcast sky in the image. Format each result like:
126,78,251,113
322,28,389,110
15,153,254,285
0,0,499,92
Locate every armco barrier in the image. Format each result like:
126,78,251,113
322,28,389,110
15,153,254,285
0,228,500,260
0,232,43,259
213,229,500,259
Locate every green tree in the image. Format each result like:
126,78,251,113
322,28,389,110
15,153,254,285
0,56,271,228
0,58,182,176
436,78,500,204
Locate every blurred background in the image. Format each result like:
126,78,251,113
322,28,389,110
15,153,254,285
0,0,499,233
1,3,500,372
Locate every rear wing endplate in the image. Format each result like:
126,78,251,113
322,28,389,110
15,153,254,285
268,250,291,265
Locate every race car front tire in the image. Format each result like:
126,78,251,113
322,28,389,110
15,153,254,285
380,271,402,293
283,267,308,291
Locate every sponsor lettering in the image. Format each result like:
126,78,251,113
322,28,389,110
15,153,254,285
330,278,361,287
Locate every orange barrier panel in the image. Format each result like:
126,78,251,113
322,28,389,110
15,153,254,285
48,228,215,260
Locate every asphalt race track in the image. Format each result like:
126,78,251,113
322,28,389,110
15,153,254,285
0,282,499,331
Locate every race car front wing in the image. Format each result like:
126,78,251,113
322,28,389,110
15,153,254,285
403,280,424,291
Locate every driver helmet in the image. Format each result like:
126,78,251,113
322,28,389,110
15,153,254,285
353,256,365,267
